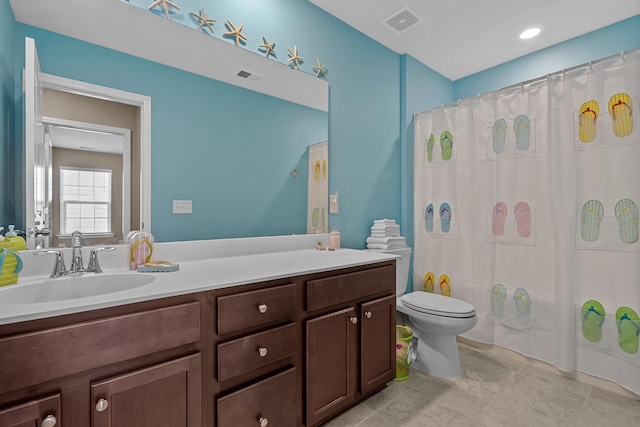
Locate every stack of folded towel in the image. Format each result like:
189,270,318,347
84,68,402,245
366,219,407,250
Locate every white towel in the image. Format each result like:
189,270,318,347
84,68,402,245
370,231,401,238
371,224,400,231
373,219,397,225
367,242,407,250
366,236,406,244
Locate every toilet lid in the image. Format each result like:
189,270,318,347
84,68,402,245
401,292,476,318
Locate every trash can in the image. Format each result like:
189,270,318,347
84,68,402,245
395,325,414,381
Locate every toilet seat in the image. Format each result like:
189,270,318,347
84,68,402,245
401,292,476,318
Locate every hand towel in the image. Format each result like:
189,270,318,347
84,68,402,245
371,224,400,231
371,231,401,238
373,219,397,225
367,242,407,250
366,236,406,244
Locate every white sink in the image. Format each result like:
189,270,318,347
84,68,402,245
0,274,156,304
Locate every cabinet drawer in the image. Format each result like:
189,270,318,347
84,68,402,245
306,264,395,312
0,302,200,392
217,368,297,427
0,394,60,427
217,284,296,335
218,323,296,381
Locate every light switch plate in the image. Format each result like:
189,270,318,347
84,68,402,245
173,200,192,214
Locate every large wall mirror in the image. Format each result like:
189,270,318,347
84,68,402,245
14,0,329,250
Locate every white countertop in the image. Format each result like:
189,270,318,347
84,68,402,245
0,245,398,326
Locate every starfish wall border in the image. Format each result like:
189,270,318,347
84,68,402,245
140,2,329,78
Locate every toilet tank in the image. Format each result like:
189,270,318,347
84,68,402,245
364,247,412,295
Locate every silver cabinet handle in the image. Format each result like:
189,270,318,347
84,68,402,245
258,347,268,357
258,417,269,427
365,311,372,319
257,304,268,314
95,398,109,412
41,415,57,427
350,316,358,324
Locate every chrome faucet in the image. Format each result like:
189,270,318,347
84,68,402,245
70,230,85,274
34,230,116,278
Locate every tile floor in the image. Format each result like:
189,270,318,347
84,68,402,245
324,342,640,427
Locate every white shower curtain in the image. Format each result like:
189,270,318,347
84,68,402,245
307,141,328,234
413,49,640,394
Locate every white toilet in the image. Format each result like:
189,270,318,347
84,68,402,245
374,247,477,378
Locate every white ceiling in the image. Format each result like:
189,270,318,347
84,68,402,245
310,0,640,80
47,125,124,155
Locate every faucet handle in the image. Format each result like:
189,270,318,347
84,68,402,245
34,250,67,278
87,247,116,273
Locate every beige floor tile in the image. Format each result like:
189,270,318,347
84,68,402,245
354,414,395,427
576,396,640,427
398,367,428,389
472,378,585,427
324,403,375,427
458,346,520,392
508,365,592,397
376,397,470,427
587,386,640,417
361,382,411,411
410,374,498,418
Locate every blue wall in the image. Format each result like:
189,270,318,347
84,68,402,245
130,0,404,248
10,0,402,247
454,14,640,100
0,0,15,228
14,24,328,242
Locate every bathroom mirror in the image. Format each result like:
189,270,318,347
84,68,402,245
12,0,328,246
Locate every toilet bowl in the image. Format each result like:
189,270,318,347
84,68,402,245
367,247,477,378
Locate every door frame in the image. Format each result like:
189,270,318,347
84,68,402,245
44,117,132,241
38,72,152,233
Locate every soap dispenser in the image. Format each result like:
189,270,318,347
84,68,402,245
4,225,27,251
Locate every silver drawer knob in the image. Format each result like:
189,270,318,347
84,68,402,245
365,311,372,319
350,316,358,324
258,417,268,427
41,415,57,427
258,347,268,357
258,304,268,314
95,398,109,412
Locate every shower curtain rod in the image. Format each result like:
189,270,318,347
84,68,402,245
417,46,640,115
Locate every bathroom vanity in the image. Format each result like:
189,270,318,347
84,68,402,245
0,238,397,427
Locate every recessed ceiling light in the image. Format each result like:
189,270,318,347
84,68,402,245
519,25,543,40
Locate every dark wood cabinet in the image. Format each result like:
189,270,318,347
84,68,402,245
306,307,359,427
361,295,396,395
0,394,61,427
91,353,201,427
304,266,396,427
0,258,396,427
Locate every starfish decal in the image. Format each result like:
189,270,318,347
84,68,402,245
312,58,327,78
287,46,303,70
259,36,277,59
224,20,248,46
189,8,216,34
148,0,180,19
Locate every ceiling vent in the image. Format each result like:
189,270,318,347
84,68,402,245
236,70,263,82
382,6,424,33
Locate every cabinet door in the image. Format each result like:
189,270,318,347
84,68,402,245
361,295,396,395
91,354,201,427
306,307,358,427
0,394,60,427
